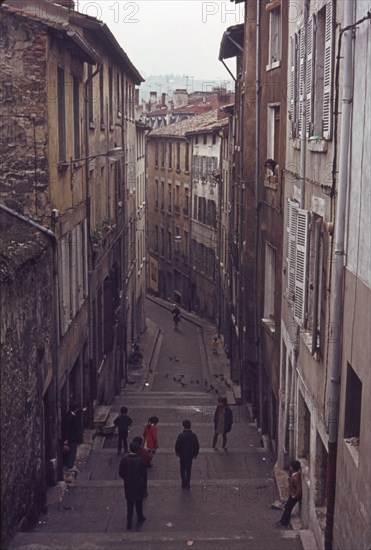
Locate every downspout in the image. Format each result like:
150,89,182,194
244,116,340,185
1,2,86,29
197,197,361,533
325,3,354,548
288,0,308,460
84,64,101,427
254,0,262,425
0,203,61,478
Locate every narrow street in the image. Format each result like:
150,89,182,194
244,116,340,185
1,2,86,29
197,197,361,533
9,299,304,550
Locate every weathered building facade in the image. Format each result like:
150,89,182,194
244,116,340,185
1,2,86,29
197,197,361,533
0,0,144,543
225,1,371,548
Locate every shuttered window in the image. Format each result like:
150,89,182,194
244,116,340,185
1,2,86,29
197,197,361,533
286,199,299,301
306,16,315,137
323,0,334,139
294,209,309,325
298,27,305,138
290,34,298,138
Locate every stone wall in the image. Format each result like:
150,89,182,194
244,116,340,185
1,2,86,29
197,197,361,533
0,11,49,217
0,213,55,546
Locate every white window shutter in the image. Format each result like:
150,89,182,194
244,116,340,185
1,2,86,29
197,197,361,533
306,15,315,137
290,34,297,138
323,0,334,140
298,27,305,138
294,209,309,325
286,199,298,301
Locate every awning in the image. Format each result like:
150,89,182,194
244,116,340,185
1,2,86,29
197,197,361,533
219,24,244,60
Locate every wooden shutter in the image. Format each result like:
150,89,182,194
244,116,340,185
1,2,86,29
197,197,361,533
60,235,71,334
286,199,298,301
290,34,297,138
294,209,309,325
298,27,305,138
306,15,315,137
323,0,334,139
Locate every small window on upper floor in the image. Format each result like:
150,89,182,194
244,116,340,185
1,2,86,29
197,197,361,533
267,0,281,68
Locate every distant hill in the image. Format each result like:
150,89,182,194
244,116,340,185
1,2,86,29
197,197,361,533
139,74,234,101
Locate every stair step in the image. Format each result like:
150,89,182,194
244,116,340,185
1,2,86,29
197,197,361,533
93,405,111,429
102,412,117,435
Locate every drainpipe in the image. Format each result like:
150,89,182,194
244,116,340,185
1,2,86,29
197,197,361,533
325,3,354,548
84,64,101,427
287,1,308,461
254,0,262,425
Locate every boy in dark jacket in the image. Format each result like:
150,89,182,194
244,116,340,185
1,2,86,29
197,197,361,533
175,419,200,489
114,407,133,454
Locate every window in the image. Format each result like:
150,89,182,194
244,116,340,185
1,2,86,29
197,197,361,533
168,142,172,169
99,66,104,127
212,133,217,145
155,142,159,167
168,183,172,212
267,2,281,66
267,105,280,166
160,227,164,255
344,364,362,444
207,199,216,227
167,231,172,258
103,277,113,353
193,195,197,219
87,65,94,125
195,135,199,145
73,75,80,160
108,66,113,127
161,141,165,168
175,185,180,213
203,134,207,145
176,142,181,171
160,181,164,210
155,179,158,208
155,225,158,251
57,67,66,162
185,142,190,172
285,199,309,326
116,72,121,115
290,1,334,140
263,243,276,321
306,215,323,354
183,194,189,216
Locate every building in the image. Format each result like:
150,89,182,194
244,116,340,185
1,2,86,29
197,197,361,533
224,1,371,548
0,0,144,543
147,110,227,312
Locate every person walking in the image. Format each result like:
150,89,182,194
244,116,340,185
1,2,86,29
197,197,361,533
212,397,233,450
175,419,200,489
63,402,85,472
119,441,147,530
114,406,133,454
143,416,159,463
171,304,181,330
274,460,302,528
212,336,219,354
133,436,151,497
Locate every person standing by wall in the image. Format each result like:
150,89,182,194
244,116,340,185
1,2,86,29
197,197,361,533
114,406,133,454
212,397,233,450
274,460,302,528
119,441,147,530
175,419,200,489
63,402,85,472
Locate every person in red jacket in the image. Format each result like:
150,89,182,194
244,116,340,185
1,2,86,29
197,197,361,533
143,416,159,462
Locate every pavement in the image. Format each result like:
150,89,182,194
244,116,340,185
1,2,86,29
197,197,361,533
8,296,317,550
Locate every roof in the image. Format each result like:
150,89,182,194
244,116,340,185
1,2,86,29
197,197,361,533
219,24,244,60
148,110,228,139
69,11,144,84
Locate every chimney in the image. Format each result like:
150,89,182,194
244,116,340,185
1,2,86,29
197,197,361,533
162,92,166,107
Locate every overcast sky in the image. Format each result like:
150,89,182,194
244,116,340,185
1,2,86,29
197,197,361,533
76,1,244,80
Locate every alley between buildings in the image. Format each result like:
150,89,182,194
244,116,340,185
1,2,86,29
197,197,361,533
8,298,307,550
